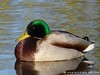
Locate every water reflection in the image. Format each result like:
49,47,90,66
15,57,94,75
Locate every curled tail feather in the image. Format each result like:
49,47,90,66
82,36,95,52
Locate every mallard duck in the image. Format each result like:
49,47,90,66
15,20,95,61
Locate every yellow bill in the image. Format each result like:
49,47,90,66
16,31,30,42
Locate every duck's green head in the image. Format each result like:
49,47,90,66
16,20,51,41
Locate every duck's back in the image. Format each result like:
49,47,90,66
35,31,93,61
38,30,91,51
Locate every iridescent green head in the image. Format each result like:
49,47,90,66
16,20,51,41
27,20,51,38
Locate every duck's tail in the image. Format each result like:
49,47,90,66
83,43,95,52
82,36,95,52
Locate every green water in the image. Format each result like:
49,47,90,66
0,0,100,75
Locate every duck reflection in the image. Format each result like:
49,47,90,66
15,57,93,75
15,61,39,75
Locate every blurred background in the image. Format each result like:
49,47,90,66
0,0,100,75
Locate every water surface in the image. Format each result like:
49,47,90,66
0,0,100,75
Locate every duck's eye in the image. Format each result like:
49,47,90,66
32,27,35,29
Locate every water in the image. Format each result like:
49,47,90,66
0,0,100,75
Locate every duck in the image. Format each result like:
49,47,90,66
15,20,95,61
